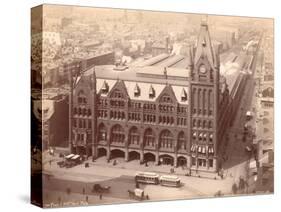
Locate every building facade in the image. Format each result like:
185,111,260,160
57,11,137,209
69,23,242,173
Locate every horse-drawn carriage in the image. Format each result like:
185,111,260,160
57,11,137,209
127,188,147,201
92,184,111,193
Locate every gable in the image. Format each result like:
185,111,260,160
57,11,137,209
108,80,129,99
156,85,178,103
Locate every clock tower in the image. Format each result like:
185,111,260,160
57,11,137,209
188,21,220,172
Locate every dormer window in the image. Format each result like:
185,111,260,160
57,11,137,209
181,88,187,101
101,81,109,94
134,84,140,97
149,85,155,98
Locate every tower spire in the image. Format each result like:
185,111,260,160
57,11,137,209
194,16,215,68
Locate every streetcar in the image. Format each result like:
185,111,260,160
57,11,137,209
135,172,159,184
159,175,181,187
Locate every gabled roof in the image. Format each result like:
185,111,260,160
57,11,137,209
95,78,189,104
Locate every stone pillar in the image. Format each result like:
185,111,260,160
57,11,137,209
213,158,217,172
140,136,144,163
75,146,79,155
106,147,111,160
125,149,129,162
174,154,178,167
86,146,90,158
140,151,144,163
186,155,191,169
155,151,159,166
92,145,97,159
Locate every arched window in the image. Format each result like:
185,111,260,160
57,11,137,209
178,131,186,150
144,128,155,147
159,130,173,149
98,123,107,142
129,127,140,145
111,124,125,144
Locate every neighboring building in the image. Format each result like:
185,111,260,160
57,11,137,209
253,33,274,192
76,51,115,70
151,36,172,56
69,23,247,173
32,88,69,150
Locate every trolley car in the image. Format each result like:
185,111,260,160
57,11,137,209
159,175,181,187
135,172,159,184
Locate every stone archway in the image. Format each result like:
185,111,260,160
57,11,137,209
110,149,125,159
97,147,107,157
128,151,140,161
159,154,174,166
143,152,156,162
177,156,187,167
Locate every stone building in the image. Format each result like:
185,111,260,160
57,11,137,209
68,23,246,173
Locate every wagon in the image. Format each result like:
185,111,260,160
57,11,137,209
127,188,146,201
92,184,111,193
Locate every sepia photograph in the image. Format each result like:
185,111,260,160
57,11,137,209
31,4,274,208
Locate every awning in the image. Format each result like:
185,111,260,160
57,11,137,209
65,154,75,159
208,147,214,153
72,155,80,160
210,134,213,139
202,147,206,154
193,132,197,137
191,144,196,152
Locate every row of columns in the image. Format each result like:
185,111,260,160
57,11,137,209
92,145,190,167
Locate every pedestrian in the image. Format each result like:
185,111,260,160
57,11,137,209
99,193,102,200
83,187,85,195
58,196,61,205
232,183,238,194
86,195,89,203
146,194,149,200
66,187,71,195
49,160,52,166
